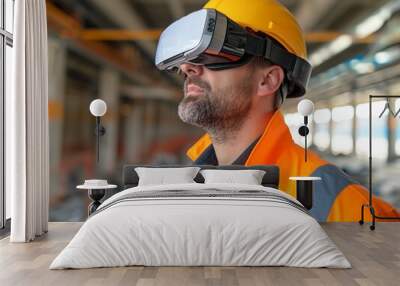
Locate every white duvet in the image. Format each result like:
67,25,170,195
50,183,351,269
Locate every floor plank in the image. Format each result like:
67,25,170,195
0,222,399,286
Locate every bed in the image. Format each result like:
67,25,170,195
50,165,351,269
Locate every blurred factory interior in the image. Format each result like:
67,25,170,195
9,0,400,221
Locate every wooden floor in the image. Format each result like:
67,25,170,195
0,222,399,286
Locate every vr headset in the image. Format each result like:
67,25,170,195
155,9,312,98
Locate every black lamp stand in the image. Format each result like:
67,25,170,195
88,189,106,215
296,180,313,210
95,116,106,163
298,116,310,162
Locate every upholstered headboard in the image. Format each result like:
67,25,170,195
122,164,280,189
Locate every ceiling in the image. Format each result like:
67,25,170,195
48,0,394,93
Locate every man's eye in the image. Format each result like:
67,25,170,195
166,67,186,78
177,68,187,79
165,66,179,74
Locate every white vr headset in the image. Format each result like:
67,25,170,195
155,9,312,98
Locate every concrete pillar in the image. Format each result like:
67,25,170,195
387,96,397,163
389,82,400,160
153,100,162,142
328,105,333,154
352,97,357,156
164,102,174,137
310,112,316,147
48,38,67,195
125,101,144,163
143,100,157,149
156,101,164,139
98,67,120,174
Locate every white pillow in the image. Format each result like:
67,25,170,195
135,167,201,186
200,169,266,185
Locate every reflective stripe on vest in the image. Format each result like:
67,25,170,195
310,164,359,221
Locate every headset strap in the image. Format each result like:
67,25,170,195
245,33,312,97
246,34,306,72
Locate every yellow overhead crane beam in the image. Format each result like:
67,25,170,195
79,29,375,44
46,1,154,121
46,1,141,75
305,32,375,44
79,29,162,41
46,0,375,45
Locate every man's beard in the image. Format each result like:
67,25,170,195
178,74,254,143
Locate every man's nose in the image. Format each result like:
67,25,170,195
179,63,204,77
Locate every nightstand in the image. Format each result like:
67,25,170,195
77,181,117,215
289,176,321,210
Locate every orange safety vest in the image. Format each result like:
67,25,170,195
186,110,399,222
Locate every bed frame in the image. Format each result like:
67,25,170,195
122,164,280,189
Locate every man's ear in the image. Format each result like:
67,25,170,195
255,65,285,97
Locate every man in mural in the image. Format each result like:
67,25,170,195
155,0,399,222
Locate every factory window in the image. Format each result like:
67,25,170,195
331,106,354,155
313,108,331,151
356,101,388,160
1,0,14,229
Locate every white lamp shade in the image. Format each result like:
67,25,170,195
90,99,107,117
298,99,314,116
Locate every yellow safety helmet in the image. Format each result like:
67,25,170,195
204,0,307,60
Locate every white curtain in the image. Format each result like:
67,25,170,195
7,0,49,242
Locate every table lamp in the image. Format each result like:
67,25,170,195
89,99,107,163
76,99,115,216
